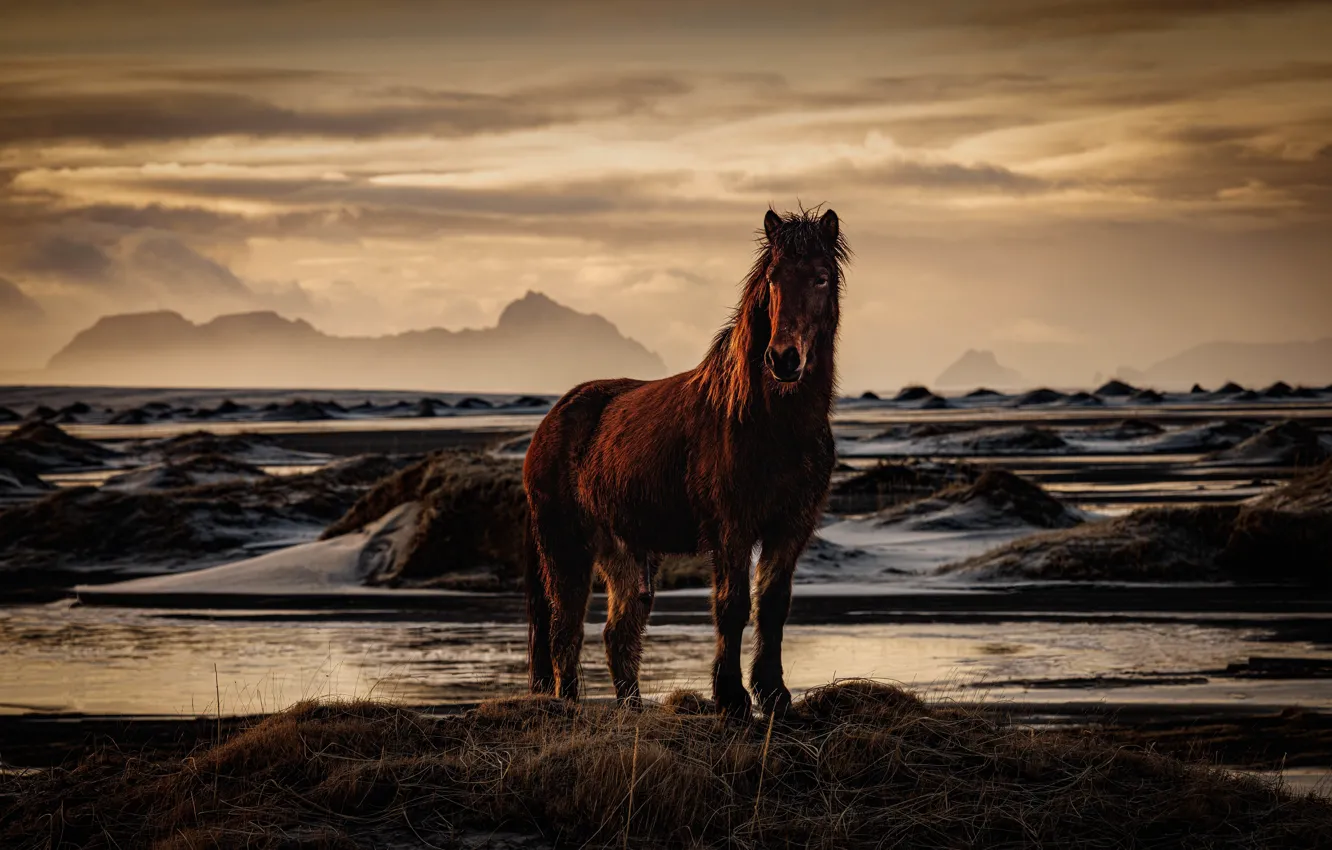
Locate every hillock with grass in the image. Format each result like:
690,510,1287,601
4,680,1330,849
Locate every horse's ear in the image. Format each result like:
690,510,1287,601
763,209,782,244
820,209,839,245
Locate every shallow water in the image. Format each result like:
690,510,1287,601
3,603,1331,717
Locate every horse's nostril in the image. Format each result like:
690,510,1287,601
767,345,802,380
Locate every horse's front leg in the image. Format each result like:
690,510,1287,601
751,533,809,717
710,537,754,719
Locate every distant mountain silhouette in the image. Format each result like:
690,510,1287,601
1119,338,1332,390
935,349,1025,390
46,291,667,392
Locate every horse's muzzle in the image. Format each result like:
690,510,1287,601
765,345,803,382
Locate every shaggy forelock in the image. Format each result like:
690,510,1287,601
760,204,851,281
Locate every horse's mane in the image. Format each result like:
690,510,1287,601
693,206,850,420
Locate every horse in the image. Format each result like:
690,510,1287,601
523,206,847,718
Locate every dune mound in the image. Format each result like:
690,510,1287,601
1094,379,1137,396
964,387,1003,399
455,397,494,409
259,399,337,421
7,681,1329,850
1013,388,1064,406
1131,389,1165,403
0,405,20,423
132,430,325,465
892,385,933,402
0,422,117,473
1098,419,1166,440
322,450,528,591
1264,381,1294,398
828,460,979,514
1060,391,1103,406
102,454,270,492
1191,383,1208,394
877,470,1083,532
1217,381,1246,394
957,425,1068,453
0,455,412,576
944,462,1332,584
0,463,53,496
1207,420,1331,466
506,395,549,408
857,390,879,400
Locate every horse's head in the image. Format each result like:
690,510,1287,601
761,207,843,385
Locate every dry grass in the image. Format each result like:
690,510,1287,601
4,680,1330,849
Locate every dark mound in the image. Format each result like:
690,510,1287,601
964,387,1003,398
102,454,269,491
10,682,1327,850
1217,381,1246,394
945,462,1332,585
858,390,880,400
1061,391,1103,406
455,397,494,409
190,399,251,419
506,395,549,408
322,450,527,591
1191,383,1207,394
828,460,979,514
0,455,414,577
1130,389,1165,403
1013,388,1064,406
138,430,276,461
920,393,949,409
0,406,19,423
892,385,933,402
412,397,447,417
959,425,1068,453
1094,379,1137,397
878,469,1082,531
1207,420,1331,466
259,399,334,421
25,405,56,421
1233,390,1262,402
0,462,52,494
108,408,152,425
1100,419,1166,440
1263,381,1294,399
0,422,116,473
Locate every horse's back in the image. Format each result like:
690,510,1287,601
524,377,647,506
525,372,703,554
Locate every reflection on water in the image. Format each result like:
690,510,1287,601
4,603,1332,716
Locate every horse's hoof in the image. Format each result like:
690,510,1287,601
716,688,753,721
757,687,793,720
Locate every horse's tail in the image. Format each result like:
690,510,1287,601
525,515,555,694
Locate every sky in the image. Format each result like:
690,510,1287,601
0,0,1329,390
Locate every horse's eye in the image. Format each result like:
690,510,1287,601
817,276,830,287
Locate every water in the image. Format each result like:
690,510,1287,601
4,603,1331,717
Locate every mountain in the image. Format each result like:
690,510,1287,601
1120,338,1332,390
935,349,1026,390
45,291,667,392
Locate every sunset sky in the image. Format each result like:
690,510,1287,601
1,0,1329,389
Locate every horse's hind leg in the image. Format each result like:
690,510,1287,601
541,534,594,702
601,551,657,706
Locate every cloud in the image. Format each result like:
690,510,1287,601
0,72,695,146
128,237,250,296
21,237,115,283
735,157,1055,197
946,0,1330,38
0,275,45,321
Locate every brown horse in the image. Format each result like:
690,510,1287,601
523,206,847,717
